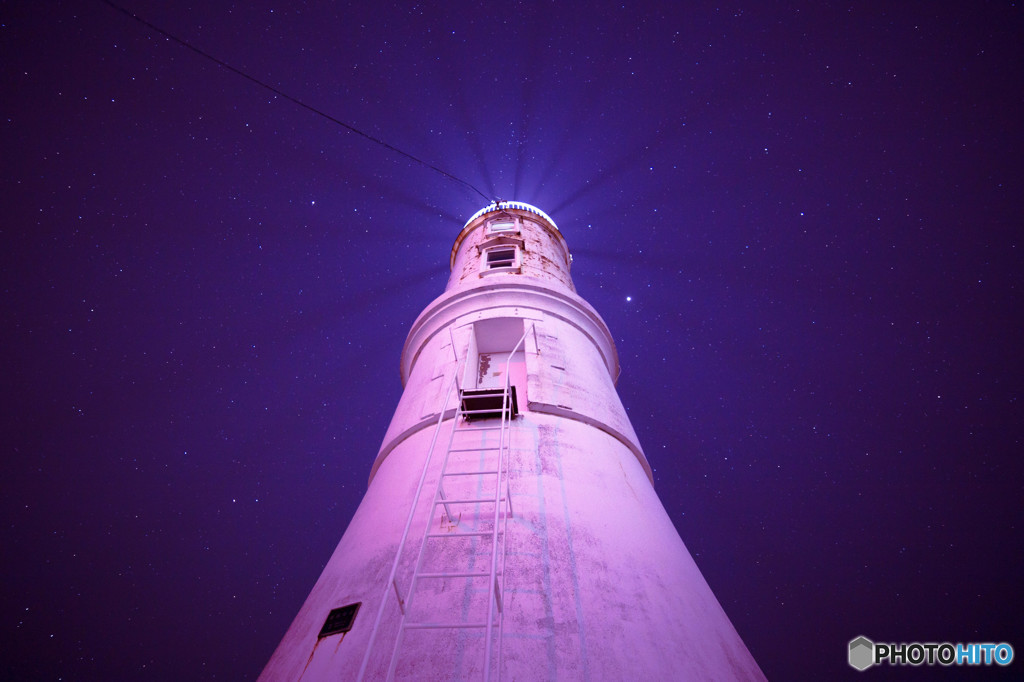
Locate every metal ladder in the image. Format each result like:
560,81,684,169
359,328,527,681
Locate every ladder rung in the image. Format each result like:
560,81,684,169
433,496,506,505
416,570,500,579
403,621,494,630
443,470,498,477
456,426,503,432
426,530,495,538
449,446,501,452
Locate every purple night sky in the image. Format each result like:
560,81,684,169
2,1,1021,679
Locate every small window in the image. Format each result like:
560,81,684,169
486,248,517,269
480,243,522,275
487,217,519,235
461,386,519,420
318,603,361,638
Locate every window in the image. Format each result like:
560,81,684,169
460,386,519,420
478,238,524,276
486,248,516,269
318,603,361,638
487,216,519,235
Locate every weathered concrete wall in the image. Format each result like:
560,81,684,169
259,202,765,681
448,206,575,294
261,410,763,681
372,304,647,485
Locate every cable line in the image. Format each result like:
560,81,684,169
101,0,493,204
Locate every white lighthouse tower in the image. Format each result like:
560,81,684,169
259,201,765,680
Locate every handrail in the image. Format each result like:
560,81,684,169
385,358,477,680
484,323,533,680
358,322,534,681
356,352,464,681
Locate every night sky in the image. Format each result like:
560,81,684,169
3,1,1021,680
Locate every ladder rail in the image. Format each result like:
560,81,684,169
483,324,531,680
368,322,533,681
356,354,464,682
496,399,515,682
384,371,473,681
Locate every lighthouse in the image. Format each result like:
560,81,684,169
259,202,765,680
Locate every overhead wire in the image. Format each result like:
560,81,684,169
100,0,494,204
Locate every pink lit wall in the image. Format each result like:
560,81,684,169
259,203,765,680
